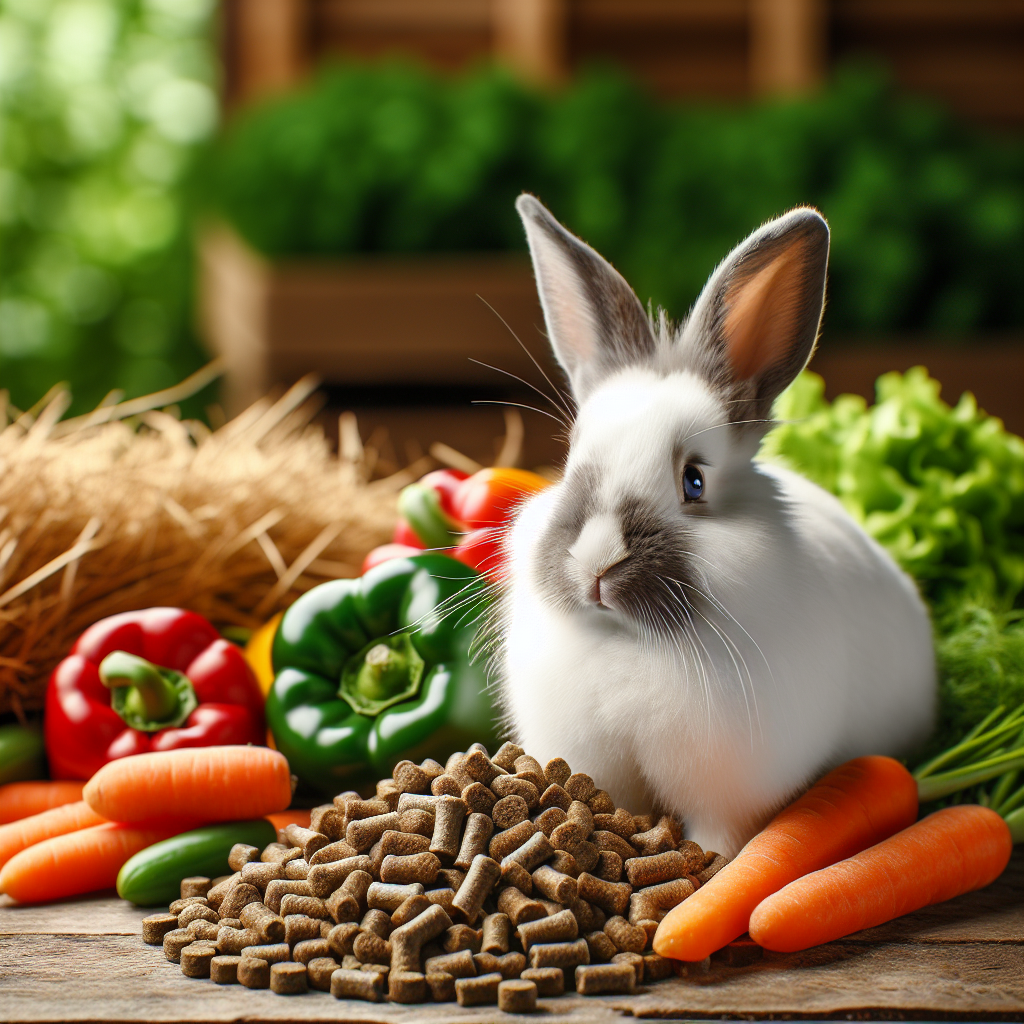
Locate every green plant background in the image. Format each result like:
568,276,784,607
0,0,217,416
214,61,1024,338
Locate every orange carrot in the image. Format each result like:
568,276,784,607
0,821,191,903
83,746,292,823
748,805,1012,952
0,780,86,824
653,756,919,962
266,809,311,834
0,800,106,870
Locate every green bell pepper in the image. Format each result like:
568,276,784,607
117,819,277,906
0,725,46,784
267,553,499,794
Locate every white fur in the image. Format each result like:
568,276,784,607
498,368,936,856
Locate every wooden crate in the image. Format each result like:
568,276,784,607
219,0,1024,128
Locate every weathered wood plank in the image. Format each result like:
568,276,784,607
0,934,1021,1022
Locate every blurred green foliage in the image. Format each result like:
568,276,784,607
0,0,216,415
214,61,1024,336
765,369,1024,756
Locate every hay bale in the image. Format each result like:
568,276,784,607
0,370,410,717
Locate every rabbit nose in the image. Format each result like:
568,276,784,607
569,514,629,578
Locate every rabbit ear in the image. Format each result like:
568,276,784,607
517,194,655,401
684,207,829,423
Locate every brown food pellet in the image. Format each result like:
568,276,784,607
697,853,728,884
237,956,270,989
261,843,302,864
188,920,220,942
396,792,440,813
352,930,391,965
497,951,527,978
391,893,432,927
239,902,285,943
270,961,307,994
325,887,359,924
462,749,503,784
594,807,637,839
380,851,441,886
429,795,467,862
496,886,546,927
177,903,217,929
677,840,706,873
492,742,524,772
575,962,636,995
310,805,347,841
366,881,424,912
636,918,660,947
264,879,311,914
377,779,401,809
501,859,533,895
473,951,501,975
284,914,321,946
425,948,476,977
380,828,430,858
330,967,385,1001
492,794,531,830
512,755,546,791
219,918,241,929
284,824,329,861
456,810,495,874
451,853,501,925
604,916,647,954
527,938,590,971
625,850,690,888
307,855,370,898
611,950,644,984
241,860,284,891
442,924,482,953
517,908,578,951
567,799,594,833
360,908,393,939
538,784,572,812
534,806,567,836
578,872,632,917
644,952,675,980
216,926,259,955
431,774,462,797
628,877,695,924
588,790,616,815
491,775,539,808
568,896,606,934
426,971,456,1001
481,912,511,954
591,830,638,861
180,942,217,978
284,858,309,880
502,829,554,877
424,888,456,914
632,814,655,834
393,760,431,794
532,864,577,904
227,844,260,872
390,904,453,973
210,954,242,984
543,757,571,788
564,773,596,803
585,930,619,963
347,812,401,853
489,818,539,861
306,955,340,991
498,978,537,1012
437,866,467,891
168,896,206,915
522,966,564,997
162,928,194,962
595,851,623,882
630,815,681,856
326,921,359,958
242,942,290,964
218,882,262,920
142,913,178,945
398,809,435,838
388,970,427,1003
572,840,601,873
180,876,211,899
340,797,389,819
462,782,497,815
456,971,503,1007
291,937,330,964
309,840,359,865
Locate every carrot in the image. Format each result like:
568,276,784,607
0,780,86,824
0,821,192,903
749,805,1013,951
83,746,292,823
0,800,106,871
653,755,919,961
266,809,310,834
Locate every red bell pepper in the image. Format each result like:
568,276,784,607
45,608,266,780
365,466,551,582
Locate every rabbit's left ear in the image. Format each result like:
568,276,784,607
684,207,829,423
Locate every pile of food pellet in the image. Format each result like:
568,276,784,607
141,742,729,1009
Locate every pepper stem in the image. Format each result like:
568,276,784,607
339,634,425,716
99,650,198,731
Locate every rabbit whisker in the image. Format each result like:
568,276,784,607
467,358,572,429
471,399,567,426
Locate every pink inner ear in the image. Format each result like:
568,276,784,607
721,242,809,381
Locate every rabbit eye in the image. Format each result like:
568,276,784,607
682,465,704,502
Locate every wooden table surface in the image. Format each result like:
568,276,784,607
1,849,1021,1022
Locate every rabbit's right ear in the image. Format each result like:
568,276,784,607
517,194,655,401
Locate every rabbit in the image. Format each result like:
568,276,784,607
493,194,936,857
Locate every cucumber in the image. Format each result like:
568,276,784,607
117,818,277,906
0,725,46,784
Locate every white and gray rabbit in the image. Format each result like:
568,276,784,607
494,194,936,857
